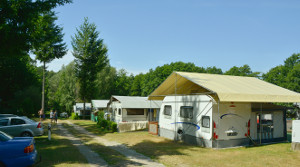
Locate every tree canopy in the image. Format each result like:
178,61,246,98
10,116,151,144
263,53,300,93
0,0,71,115
0,0,71,58
33,12,67,63
225,65,260,77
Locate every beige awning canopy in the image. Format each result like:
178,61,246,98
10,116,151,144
148,72,300,103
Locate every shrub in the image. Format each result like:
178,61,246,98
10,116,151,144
111,122,118,132
98,111,105,120
99,119,109,129
71,113,79,120
97,111,118,132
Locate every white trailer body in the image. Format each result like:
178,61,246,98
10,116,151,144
292,120,300,142
159,95,213,147
212,101,251,148
159,95,252,148
109,102,148,123
292,120,300,150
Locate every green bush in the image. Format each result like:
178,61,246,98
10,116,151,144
71,113,79,120
97,111,118,132
99,119,109,129
98,111,105,120
111,122,118,132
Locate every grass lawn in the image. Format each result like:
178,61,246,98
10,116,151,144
61,123,135,166
34,120,89,167
71,120,300,167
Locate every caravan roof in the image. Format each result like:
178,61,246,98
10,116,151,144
108,96,162,109
149,72,300,103
91,100,109,108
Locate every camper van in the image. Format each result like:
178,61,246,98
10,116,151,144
159,95,286,148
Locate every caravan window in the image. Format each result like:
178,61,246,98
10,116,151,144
202,116,210,128
127,109,144,115
163,105,172,116
180,106,193,119
118,108,122,115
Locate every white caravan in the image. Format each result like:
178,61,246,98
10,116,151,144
108,96,162,124
159,95,251,148
74,103,92,116
159,95,286,148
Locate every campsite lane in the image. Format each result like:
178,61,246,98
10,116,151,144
65,120,165,167
57,123,108,167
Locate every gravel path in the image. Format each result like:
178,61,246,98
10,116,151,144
57,123,108,167
66,120,165,167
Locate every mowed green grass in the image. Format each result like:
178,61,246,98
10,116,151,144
72,120,300,167
34,121,89,167
61,123,136,166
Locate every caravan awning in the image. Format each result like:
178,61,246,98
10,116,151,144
148,72,300,103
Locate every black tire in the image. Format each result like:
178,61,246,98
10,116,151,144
21,131,32,137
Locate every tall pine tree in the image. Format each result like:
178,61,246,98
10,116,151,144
71,18,108,117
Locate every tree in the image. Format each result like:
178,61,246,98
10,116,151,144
57,62,77,113
130,73,145,96
95,66,117,99
72,18,108,116
206,66,223,74
263,65,286,87
47,70,62,111
0,0,71,58
141,62,206,96
113,69,133,96
286,63,300,93
263,53,300,92
284,53,300,70
32,12,67,111
47,61,78,113
0,0,71,114
225,65,260,77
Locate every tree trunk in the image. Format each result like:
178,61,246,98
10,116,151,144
42,61,45,111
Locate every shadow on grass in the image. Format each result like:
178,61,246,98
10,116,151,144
88,143,146,167
244,132,292,149
128,139,194,160
35,136,88,167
